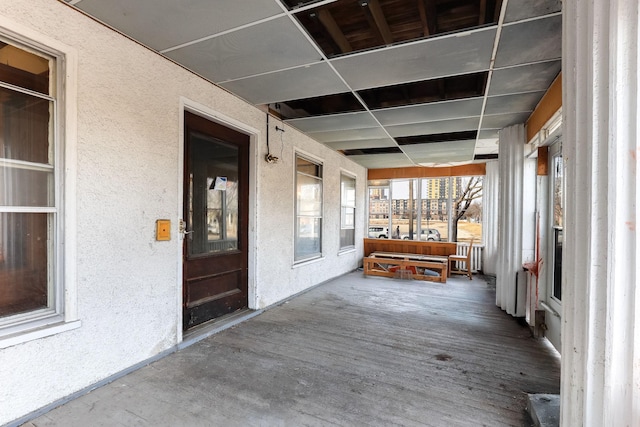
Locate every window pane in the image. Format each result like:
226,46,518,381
552,155,563,301
368,186,389,238
553,228,562,301
340,228,355,248
420,178,449,241
295,217,321,260
452,176,483,243
0,166,54,207
341,175,355,206
0,212,49,317
553,156,563,227
391,179,417,240
297,174,322,217
0,87,52,164
0,43,51,95
342,206,355,228
296,157,321,178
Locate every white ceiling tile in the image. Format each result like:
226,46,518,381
401,140,475,156
504,0,562,23
286,112,377,133
165,16,322,82
373,98,484,126
404,140,477,163
331,28,496,91
495,15,562,68
479,129,500,139
387,117,480,138
489,61,561,95
220,63,349,104
343,153,414,169
323,138,397,150
74,0,284,51
306,127,388,143
481,112,531,129
474,138,500,155
484,92,545,115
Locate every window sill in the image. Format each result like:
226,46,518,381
338,247,356,255
0,319,81,349
292,256,325,269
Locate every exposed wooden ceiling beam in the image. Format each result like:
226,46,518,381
362,8,387,46
317,9,352,53
417,0,430,36
424,0,438,35
494,0,502,23
438,79,446,100
366,0,394,45
478,0,487,25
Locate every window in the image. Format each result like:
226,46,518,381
340,173,355,249
295,155,322,262
0,35,76,344
367,176,483,243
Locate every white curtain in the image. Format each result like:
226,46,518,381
496,124,526,316
482,160,499,276
561,0,640,425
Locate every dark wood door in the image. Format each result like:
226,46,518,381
183,112,249,330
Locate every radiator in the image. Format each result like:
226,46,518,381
454,243,483,273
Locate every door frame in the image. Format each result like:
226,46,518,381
177,98,258,343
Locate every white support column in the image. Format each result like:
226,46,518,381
482,160,499,275
562,0,639,425
496,124,526,316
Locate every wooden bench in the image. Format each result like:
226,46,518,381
362,238,457,283
364,251,449,283
363,238,457,258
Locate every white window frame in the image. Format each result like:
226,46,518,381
0,21,79,348
339,172,356,250
294,152,323,263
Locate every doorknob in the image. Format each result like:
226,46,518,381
179,220,193,236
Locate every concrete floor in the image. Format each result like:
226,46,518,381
24,272,561,427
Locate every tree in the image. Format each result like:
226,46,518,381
463,201,482,222
451,177,483,242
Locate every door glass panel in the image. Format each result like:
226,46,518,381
187,133,238,257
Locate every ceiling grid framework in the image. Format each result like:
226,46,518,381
67,0,562,169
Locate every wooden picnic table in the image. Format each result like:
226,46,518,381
363,251,449,283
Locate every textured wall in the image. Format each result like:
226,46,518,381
0,0,366,424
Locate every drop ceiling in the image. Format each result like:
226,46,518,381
65,0,562,169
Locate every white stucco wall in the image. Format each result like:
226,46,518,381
0,1,366,424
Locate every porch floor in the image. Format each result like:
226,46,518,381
27,272,560,427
